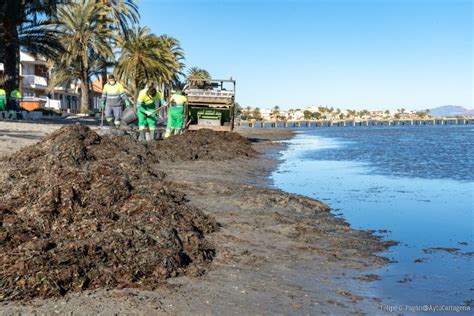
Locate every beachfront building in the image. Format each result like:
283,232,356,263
306,105,320,113
0,51,102,113
260,108,273,120
293,110,304,120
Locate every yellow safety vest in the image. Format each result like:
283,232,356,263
0,89,6,108
10,90,21,100
137,88,163,108
170,93,187,106
102,82,127,107
103,82,125,95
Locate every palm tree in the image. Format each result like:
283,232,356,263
157,35,185,96
312,112,322,120
252,107,261,120
272,105,280,120
96,0,139,35
233,102,242,115
95,0,140,84
0,0,63,92
187,67,211,88
416,111,427,118
397,108,406,115
158,35,185,78
115,26,181,101
48,0,114,113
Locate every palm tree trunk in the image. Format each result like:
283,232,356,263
80,69,90,113
3,17,20,94
0,6,5,66
133,79,140,104
80,81,90,113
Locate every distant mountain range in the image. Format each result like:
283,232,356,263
429,106,474,117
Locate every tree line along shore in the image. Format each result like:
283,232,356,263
0,0,212,113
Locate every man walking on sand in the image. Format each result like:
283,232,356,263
101,74,130,128
165,88,187,138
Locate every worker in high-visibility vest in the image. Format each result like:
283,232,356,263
165,89,187,138
101,74,130,128
0,86,6,111
136,85,165,141
9,89,21,111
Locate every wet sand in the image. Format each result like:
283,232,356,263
0,121,392,315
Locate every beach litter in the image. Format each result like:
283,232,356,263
0,125,258,301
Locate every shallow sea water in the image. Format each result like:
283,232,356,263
272,125,473,309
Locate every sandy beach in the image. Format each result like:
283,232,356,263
0,120,394,315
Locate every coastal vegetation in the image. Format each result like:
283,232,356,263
0,1,62,94
186,67,211,88
239,105,436,121
0,0,207,113
48,1,114,113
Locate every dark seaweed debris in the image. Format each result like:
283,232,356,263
0,125,220,301
153,129,256,161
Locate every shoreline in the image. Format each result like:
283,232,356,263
0,122,393,314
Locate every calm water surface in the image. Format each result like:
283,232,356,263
272,125,473,307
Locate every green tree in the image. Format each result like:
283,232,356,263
303,110,312,120
252,107,261,120
0,0,63,93
114,26,181,101
157,34,185,93
95,0,140,84
48,0,114,113
187,67,211,88
311,112,322,120
416,111,427,118
234,102,242,115
272,105,280,120
397,108,406,115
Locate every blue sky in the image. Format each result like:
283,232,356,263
138,0,472,110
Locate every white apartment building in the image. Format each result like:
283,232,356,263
0,51,102,112
260,108,273,120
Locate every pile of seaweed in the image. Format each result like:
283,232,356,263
0,125,218,301
154,129,256,161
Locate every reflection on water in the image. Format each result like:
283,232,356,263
298,125,473,182
272,126,474,306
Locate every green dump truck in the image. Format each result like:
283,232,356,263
185,79,236,131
